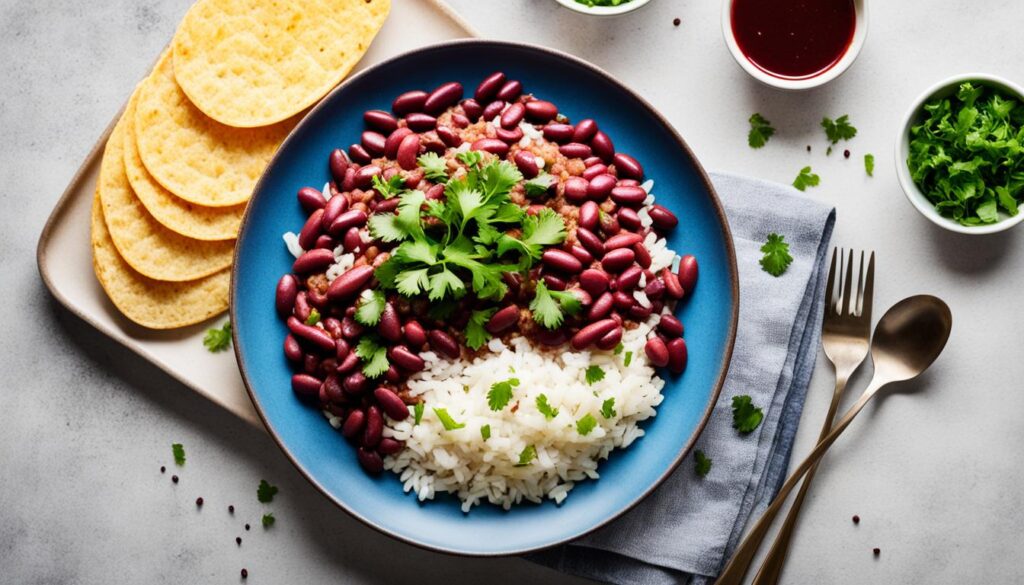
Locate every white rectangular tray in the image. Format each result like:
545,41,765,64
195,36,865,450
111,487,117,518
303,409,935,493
36,0,478,427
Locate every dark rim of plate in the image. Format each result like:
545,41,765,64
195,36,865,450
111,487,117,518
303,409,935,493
230,38,740,558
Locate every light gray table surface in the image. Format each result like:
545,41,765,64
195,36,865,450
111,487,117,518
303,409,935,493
3,0,1023,583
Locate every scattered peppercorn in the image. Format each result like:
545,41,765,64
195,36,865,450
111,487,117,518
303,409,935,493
852,515,860,524
672,17,681,26
196,497,204,507
160,466,166,473
245,524,251,531
172,475,179,484
228,505,235,514
844,149,851,159
241,568,248,579
236,537,242,546
873,548,881,556
806,145,811,152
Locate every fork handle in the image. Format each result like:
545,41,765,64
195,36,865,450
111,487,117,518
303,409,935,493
751,376,850,585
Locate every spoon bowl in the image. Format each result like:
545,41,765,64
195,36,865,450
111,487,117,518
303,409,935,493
870,295,952,384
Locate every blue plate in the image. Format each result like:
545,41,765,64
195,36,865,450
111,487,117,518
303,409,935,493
232,40,738,556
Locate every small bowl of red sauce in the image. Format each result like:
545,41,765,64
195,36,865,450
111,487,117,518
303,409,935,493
722,0,867,90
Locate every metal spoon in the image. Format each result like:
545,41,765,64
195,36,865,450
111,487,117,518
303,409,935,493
716,295,953,585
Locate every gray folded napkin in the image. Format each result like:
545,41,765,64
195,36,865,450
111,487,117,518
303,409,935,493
531,172,836,584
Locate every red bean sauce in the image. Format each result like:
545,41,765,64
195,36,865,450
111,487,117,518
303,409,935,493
731,0,856,79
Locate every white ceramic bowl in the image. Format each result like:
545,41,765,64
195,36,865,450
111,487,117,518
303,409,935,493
721,0,868,91
554,0,652,17
895,73,1024,235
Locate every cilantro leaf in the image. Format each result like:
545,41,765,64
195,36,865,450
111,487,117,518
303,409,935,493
480,424,491,440
576,413,598,436
613,343,624,355
748,113,775,149
864,153,875,177
530,281,581,329
487,378,519,411
413,402,424,425
600,398,616,419
524,172,555,197
417,152,449,183
368,213,408,243
515,445,537,466
456,150,483,168
792,166,820,191
522,208,567,252
355,336,389,378
203,321,232,352
371,174,407,199
535,394,559,420
172,443,186,466
395,267,430,297
759,233,793,277
695,450,712,477
585,365,605,385
261,513,275,528
428,267,465,301
354,289,386,326
433,407,466,431
465,308,497,351
304,308,321,326
732,395,764,434
822,114,857,145
623,351,633,367
257,479,278,503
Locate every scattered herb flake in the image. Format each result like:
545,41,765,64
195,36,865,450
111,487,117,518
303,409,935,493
759,233,793,277
732,395,765,434
624,351,633,367
433,407,466,431
261,513,275,528
748,113,776,149
822,115,857,145
864,153,875,177
576,413,598,436
584,365,605,385
172,443,186,466
480,424,491,440
535,394,559,420
515,445,537,466
613,342,624,355
304,309,321,326
257,480,278,503
487,378,519,411
413,402,424,425
695,450,712,477
203,321,232,352
792,166,820,191
600,398,617,419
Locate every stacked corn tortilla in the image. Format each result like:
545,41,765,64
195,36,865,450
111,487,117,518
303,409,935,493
92,0,390,329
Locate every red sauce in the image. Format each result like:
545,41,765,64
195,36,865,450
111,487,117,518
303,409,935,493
731,0,856,79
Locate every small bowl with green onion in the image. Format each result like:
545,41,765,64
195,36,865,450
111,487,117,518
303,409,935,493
554,0,652,17
896,73,1024,235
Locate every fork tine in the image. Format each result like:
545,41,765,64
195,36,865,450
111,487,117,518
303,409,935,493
840,249,855,316
825,248,839,315
861,252,875,322
855,251,865,316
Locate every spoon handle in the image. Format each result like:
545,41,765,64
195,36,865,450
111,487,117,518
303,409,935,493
714,379,884,585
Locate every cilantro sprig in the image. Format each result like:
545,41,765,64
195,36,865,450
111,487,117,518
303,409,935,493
600,398,616,419
695,450,712,477
576,414,597,436
487,378,519,411
732,395,764,434
822,115,858,146
203,321,232,352
748,113,775,149
792,166,820,191
760,233,793,277
535,394,559,420
584,365,605,385
529,280,581,329
257,480,278,503
354,336,389,378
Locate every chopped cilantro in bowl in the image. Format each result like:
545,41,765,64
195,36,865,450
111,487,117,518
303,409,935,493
897,75,1024,234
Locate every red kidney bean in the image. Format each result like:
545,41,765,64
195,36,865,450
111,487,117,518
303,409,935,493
667,338,687,374
333,335,350,358
633,243,652,269
678,255,699,292
599,210,620,236
584,156,602,167
341,166,357,192
613,152,644,179
587,292,614,320
288,317,336,352
500,102,526,129
292,292,312,324
389,345,425,372
405,112,437,132
328,209,368,236
393,90,427,115
327,265,375,301
513,150,539,178
308,289,330,311
591,131,615,162
384,364,401,383
536,329,568,346
582,164,608,181
612,291,635,310
304,353,322,375
341,316,364,339
374,387,409,421
571,319,618,350
615,266,643,291
292,374,321,398
571,288,592,306
543,274,567,291
428,329,460,359
376,302,401,342
461,98,483,120
298,208,325,249
573,119,599,143
486,305,520,334
384,127,413,158
662,268,684,299
586,174,616,201
424,82,463,115
496,79,522,102
659,314,684,337
425,184,446,201
618,179,639,187
343,227,363,253
605,232,643,250
276,275,298,317
644,277,666,299
354,165,382,189
570,245,594,265
322,375,344,403
404,320,427,347
293,248,335,274
284,334,303,362
297,186,326,213
526,204,546,216
361,131,386,156
579,201,600,230
628,303,653,320
651,300,665,314
377,438,404,456
601,248,636,273
471,138,509,158
576,227,605,258
541,249,584,274
649,205,678,231
343,371,368,395
321,193,349,229
559,142,592,159
364,109,398,134
645,337,670,367
348,143,371,164
525,100,558,122
396,133,421,171
580,269,610,295
362,406,384,448
481,99,506,121
563,176,589,204
342,409,365,438
443,115,465,131
314,235,336,250
357,448,383,474
475,71,506,102
611,186,647,207
373,198,399,214
542,123,574,143
437,125,462,147
329,149,350,183
596,326,622,350
496,127,524,143
617,207,642,230
337,351,360,374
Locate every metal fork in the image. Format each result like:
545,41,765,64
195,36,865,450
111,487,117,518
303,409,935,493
716,249,875,585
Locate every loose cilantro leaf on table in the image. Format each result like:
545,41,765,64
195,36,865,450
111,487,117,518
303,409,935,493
535,394,559,420
172,443,186,466
203,321,232,352
792,166,820,191
433,408,466,431
694,450,712,477
465,308,497,351
417,152,449,183
355,336,389,378
576,414,598,436
748,113,775,149
257,480,278,503
732,395,764,433
760,233,793,277
529,280,581,329
864,153,875,177
261,513,275,528
600,398,617,419
487,378,519,411
822,114,857,146
515,445,537,466
354,290,386,326
585,365,605,385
